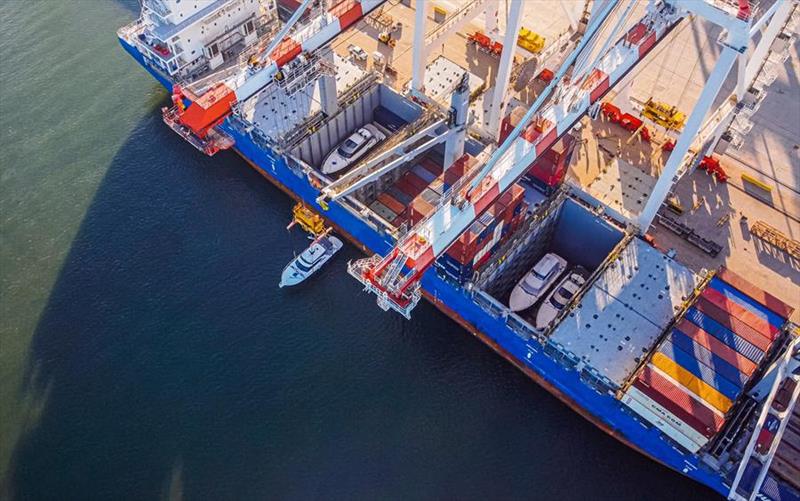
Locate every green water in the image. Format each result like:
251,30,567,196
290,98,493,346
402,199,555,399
0,0,160,490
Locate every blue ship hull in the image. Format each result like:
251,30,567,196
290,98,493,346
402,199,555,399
119,36,732,497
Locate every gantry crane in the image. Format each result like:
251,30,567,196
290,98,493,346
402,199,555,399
162,0,389,155
348,0,762,319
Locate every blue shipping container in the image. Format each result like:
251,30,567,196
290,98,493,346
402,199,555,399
709,277,786,330
659,340,741,401
669,330,747,388
684,308,764,364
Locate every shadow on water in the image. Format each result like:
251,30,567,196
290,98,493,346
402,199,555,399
7,109,716,499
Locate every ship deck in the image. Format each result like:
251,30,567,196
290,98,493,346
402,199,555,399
326,1,799,321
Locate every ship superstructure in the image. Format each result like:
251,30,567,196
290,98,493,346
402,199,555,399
118,0,800,498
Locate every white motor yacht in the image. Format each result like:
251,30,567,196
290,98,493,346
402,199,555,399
320,124,385,175
508,253,567,312
279,233,343,287
534,268,588,329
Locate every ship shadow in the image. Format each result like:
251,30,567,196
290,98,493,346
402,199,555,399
4,107,302,499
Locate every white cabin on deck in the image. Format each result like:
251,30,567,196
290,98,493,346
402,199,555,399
132,0,273,78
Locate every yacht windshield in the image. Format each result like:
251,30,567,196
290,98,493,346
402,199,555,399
337,138,364,159
549,296,565,309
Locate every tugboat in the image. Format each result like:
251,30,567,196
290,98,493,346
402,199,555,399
279,230,343,288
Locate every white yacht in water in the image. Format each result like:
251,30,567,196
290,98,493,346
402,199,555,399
320,124,385,175
509,253,566,312
279,233,343,288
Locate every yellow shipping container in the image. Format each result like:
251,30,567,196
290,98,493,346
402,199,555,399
651,353,732,413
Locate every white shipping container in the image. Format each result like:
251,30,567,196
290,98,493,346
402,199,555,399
625,386,711,448
621,393,706,453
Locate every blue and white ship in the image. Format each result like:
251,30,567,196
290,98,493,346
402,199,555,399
118,0,800,498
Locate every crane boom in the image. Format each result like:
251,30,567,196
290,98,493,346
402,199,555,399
348,0,686,318
162,0,388,155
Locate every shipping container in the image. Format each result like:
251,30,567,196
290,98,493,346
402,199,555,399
420,187,440,206
621,391,705,452
395,177,422,199
716,267,794,322
684,308,764,364
412,164,437,184
709,277,789,332
694,297,772,352
625,385,710,447
668,330,748,388
429,178,444,196
675,319,757,376
404,171,429,194
776,442,800,473
658,340,741,400
770,456,800,491
369,200,397,222
387,186,412,206
527,134,577,190
408,197,434,224
437,253,475,283
420,157,443,176
377,193,405,216
701,287,779,340
636,364,725,435
650,354,733,413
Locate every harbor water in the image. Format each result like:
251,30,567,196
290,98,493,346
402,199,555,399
0,1,715,498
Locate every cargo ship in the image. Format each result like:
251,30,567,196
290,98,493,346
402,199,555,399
118,0,800,498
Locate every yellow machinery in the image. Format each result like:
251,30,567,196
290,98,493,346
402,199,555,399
290,203,326,235
378,31,396,47
517,27,545,54
642,98,686,131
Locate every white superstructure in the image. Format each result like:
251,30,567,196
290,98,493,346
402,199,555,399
123,0,272,78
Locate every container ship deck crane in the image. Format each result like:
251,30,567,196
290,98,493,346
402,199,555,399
348,0,757,319
161,0,389,155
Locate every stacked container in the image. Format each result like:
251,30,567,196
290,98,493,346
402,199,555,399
438,184,527,284
498,105,577,194
621,267,793,453
367,156,441,226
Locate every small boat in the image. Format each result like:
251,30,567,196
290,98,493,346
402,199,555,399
320,124,385,175
508,253,567,312
279,232,343,287
534,267,588,329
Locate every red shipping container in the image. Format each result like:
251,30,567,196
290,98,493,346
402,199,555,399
395,177,420,198
495,189,514,209
717,267,794,321
378,193,405,215
675,319,757,376
776,441,800,471
404,172,428,194
408,197,434,224
701,287,779,340
694,298,772,352
636,365,725,436
446,155,468,176
420,157,443,176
